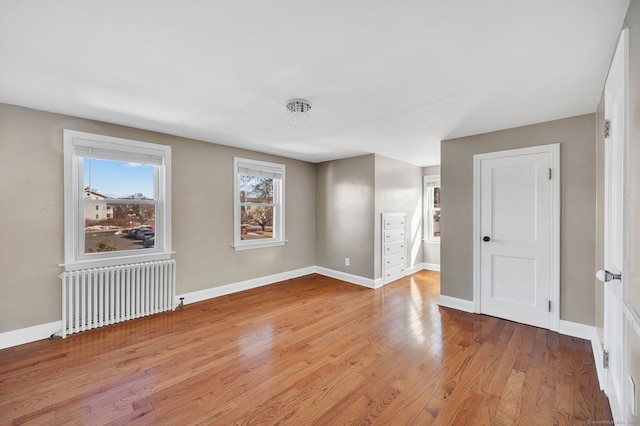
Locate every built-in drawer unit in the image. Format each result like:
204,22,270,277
382,212,406,284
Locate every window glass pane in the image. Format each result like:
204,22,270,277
84,202,155,253
239,174,273,204
84,158,154,200
432,209,441,237
240,206,274,240
433,187,440,209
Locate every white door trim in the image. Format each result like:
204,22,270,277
473,143,560,331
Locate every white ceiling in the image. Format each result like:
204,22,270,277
0,1,630,166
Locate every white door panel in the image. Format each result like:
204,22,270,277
475,145,559,330
601,28,628,423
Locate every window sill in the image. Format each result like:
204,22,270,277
60,251,174,271
232,240,286,251
423,239,441,245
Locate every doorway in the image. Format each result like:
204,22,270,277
473,144,560,330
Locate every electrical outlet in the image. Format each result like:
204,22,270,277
345,258,350,266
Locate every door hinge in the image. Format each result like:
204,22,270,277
548,300,551,312
603,349,609,369
604,119,611,138
548,168,552,180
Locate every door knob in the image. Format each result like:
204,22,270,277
482,236,491,242
596,269,622,282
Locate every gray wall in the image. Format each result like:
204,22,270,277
374,155,424,279
315,153,424,281
0,103,316,333
316,155,375,279
441,114,597,325
422,165,441,267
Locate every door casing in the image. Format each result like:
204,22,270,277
472,144,560,331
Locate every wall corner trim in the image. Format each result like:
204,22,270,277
437,295,475,313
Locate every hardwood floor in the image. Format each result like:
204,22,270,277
0,271,612,425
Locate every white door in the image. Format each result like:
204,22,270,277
601,29,628,423
474,144,559,330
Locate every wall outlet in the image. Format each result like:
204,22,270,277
345,258,350,266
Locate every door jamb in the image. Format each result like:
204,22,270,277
472,143,561,331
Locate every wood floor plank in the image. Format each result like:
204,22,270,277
0,271,612,425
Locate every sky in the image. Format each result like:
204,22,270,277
84,158,154,199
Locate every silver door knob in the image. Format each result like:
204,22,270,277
596,269,622,282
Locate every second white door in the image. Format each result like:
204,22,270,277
475,144,559,330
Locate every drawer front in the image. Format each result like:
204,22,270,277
384,240,405,255
384,228,404,243
384,263,406,282
384,252,405,268
384,216,405,230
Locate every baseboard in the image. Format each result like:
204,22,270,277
589,327,606,391
437,295,475,313
0,321,62,350
423,263,441,272
407,262,440,273
558,319,595,341
314,266,377,288
177,266,317,305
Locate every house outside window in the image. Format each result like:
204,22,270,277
233,157,285,250
424,175,441,242
63,130,172,270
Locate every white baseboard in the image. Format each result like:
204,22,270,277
437,295,475,313
407,262,440,273
423,263,441,272
589,327,606,391
314,266,377,288
0,321,62,350
177,266,316,305
558,319,595,341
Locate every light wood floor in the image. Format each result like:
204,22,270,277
0,271,612,425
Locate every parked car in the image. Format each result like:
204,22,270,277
134,227,153,239
143,237,155,248
138,230,154,240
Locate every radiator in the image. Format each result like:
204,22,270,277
59,259,176,337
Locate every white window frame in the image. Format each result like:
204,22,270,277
424,175,441,243
63,130,172,271
233,157,285,251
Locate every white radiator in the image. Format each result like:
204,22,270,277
59,259,176,337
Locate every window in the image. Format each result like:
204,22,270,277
233,157,285,250
424,175,441,242
63,130,172,270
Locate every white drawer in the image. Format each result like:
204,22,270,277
384,252,405,268
384,263,406,282
384,216,405,230
384,240,404,255
384,228,404,243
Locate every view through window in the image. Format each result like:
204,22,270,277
424,176,441,241
83,158,156,253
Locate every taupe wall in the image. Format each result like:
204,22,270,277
373,155,424,279
316,155,375,279
441,114,597,325
0,103,316,333
422,165,441,267
315,154,424,281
